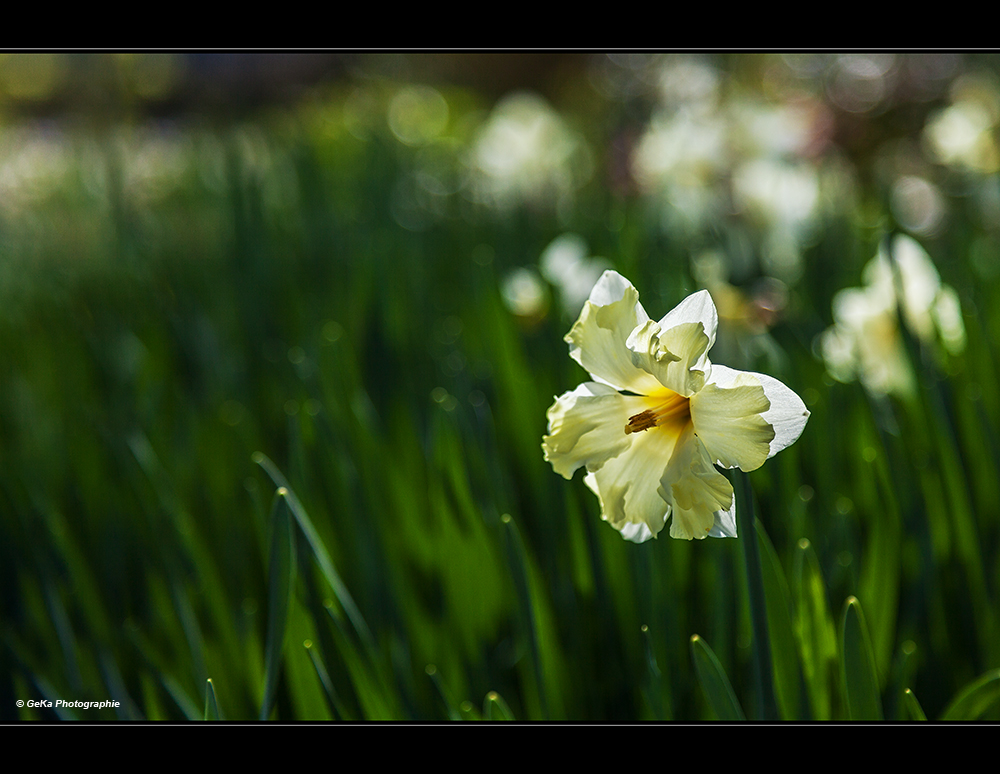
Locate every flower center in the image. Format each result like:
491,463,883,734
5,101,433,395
624,391,691,435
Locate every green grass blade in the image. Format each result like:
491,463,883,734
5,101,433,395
426,664,462,721
260,488,296,720
204,678,222,721
755,519,804,720
794,539,837,720
98,649,142,720
690,635,746,721
500,513,547,720
159,673,201,721
901,688,927,721
640,624,665,721
483,691,515,721
841,596,883,720
940,669,1000,720
304,640,345,721
253,452,374,652
736,472,779,721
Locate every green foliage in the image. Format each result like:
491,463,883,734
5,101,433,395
690,635,745,721
2,54,999,721
841,597,884,721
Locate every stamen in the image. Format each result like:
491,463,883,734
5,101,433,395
624,394,690,435
624,410,657,434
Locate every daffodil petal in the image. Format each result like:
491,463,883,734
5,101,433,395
584,426,680,539
892,235,941,338
542,382,648,479
657,289,717,375
585,471,658,542
627,318,710,397
587,270,650,313
660,428,735,540
755,371,811,458
625,290,717,396
619,520,656,543
565,271,663,394
708,498,737,538
690,367,774,471
695,364,809,465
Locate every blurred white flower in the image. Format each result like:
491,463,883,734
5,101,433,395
543,271,809,541
730,100,819,160
631,80,838,266
890,175,946,238
654,57,720,116
632,110,729,233
923,74,1000,174
732,157,820,281
0,125,73,214
733,158,819,233
466,92,591,215
539,234,610,317
118,126,195,205
501,267,548,321
820,235,966,396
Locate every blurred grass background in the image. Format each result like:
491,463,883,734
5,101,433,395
2,52,999,721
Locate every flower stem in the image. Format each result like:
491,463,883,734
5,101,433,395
737,470,779,721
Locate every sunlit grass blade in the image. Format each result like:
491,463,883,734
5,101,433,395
283,630,334,720
159,673,200,721
252,452,374,652
640,624,665,721
755,518,804,720
483,691,515,721
940,669,1000,720
735,471,778,721
204,678,222,721
841,596,883,720
260,488,296,720
794,538,837,720
919,368,995,663
139,673,169,721
304,640,344,721
891,640,920,720
500,512,547,720
98,649,142,720
425,664,461,721
321,605,396,720
690,635,746,721
857,407,901,681
40,576,82,694
902,688,927,721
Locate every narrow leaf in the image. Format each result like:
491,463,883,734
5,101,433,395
483,691,515,721
756,520,804,720
940,669,1000,721
204,678,222,721
690,635,746,721
253,453,374,652
841,596,883,720
794,539,837,720
260,488,295,720
902,689,927,721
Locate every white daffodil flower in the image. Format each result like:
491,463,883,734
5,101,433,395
819,234,966,396
543,271,810,542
